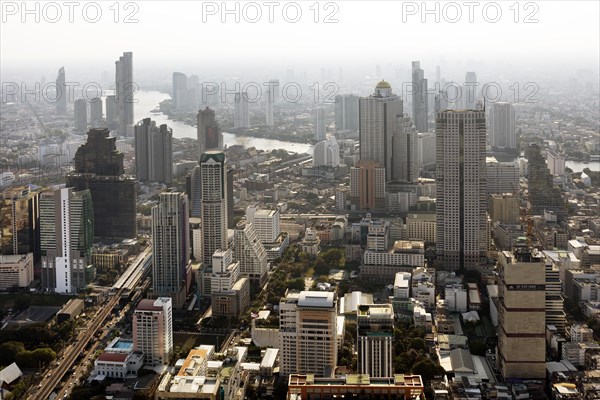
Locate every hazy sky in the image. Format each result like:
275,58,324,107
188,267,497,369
1,0,599,80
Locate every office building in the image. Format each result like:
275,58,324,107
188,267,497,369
0,186,41,266
266,88,274,126
89,97,103,128
497,247,546,379
172,72,188,110
200,151,228,268
418,131,436,171
279,291,338,377
233,221,268,287
135,118,173,184
40,187,93,293
210,249,250,319
411,62,428,132
464,71,478,110
66,128,137,241
527,143,565,220
133,298,173,366
359,81,403,181
189,165,202,218
314,107,326,141
0,253,34,290
393,114,419,182
486,157,519,194
234,92,250,129
335,94,359,132
546,150,566,176
349,161,386,211
245,206,280,243
152,192,190,308
74,98,87,133
313,136,340,168
55,67,66,115
489,102,516,150
115,51,134,136
546,262,566,334
105,95,118,130
489,193,520,224
436,110,487,271
197,107,222,159
357,304,394,378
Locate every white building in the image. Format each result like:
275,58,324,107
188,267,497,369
486,157,519,195
445,284,468,312
313,136,340,168
211,249,240,292
0,253,34,290
393,272,411,299
301,228,321,256
233,221,268,286
314,107,326,141
133,297,173,366
93,351,144,379
245,206,280,244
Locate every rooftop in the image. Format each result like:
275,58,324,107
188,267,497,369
297,291,335,308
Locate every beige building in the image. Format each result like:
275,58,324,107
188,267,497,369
133,298,173,366
280,291,338,377
0,253,34,290
489,193,520,224
406,212,436,243
497,247,546,379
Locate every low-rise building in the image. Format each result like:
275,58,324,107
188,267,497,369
0,253,34,290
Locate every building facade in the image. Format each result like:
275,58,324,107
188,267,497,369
133,298,173,366
135,118,173,184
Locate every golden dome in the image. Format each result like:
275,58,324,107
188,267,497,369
375,80,391,89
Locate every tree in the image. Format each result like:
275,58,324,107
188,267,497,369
0,341,25,366
409,337,426,351
412,358,444,382
469,339,488,356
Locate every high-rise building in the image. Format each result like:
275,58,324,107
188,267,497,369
197,107,222,159
436,109,487,271
134,118,173,184
40,187,94,293
172,72,188,110
359,81,403,181
200,151,228,268
245,206,280,244
233,221,268,286
265,89,274,126
497,247,546,379
105,95,118,131
133,298,173,366
74,99,87,133
66,128,137,241
335,94,359,132
56,67,66,115
279,291,338,377
152,192,190,308
350,161,386,211
411,62,428,132
489,193,520,224
89,97,103,128
314,107,326,141
546,262,566,334
115,51,134,136
234,92,250,129
489,102,516,150
464,71,478,110
527,143,565,220
392,114,419,182
210,249,250,319
357,304,394,378
313,136,340,168
0,186,41,267
189,165,201,218
486,157,519,194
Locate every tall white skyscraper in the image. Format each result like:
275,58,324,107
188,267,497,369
436,109,487,271
133,298,173,366
56,67,66,115
172,72,188,110
40,187,93,293
314,107,326,141
115,51,134,136
197,107,223,159
74,99,87,133
489,102,517,150
313,136,340,168
200,151,228,268
135,118,173,184
151,191,190,308
357,304,395,378
411,61,428,132
234,92,250,129
464,71,478,110
359,81,403,182
245,206,280,244
89,97,103,128
234,221,268,286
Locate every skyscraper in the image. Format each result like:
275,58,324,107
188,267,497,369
67,128,137,241
133,298,173,366
233,221,268,286
314,107,326,141
392,114,419,182
464,71,478,110
527,143,565,220
200,151,228,268
436,109,487,271
234,92,250,129
265,89,274,126
357,304,394,378
135,118,173,184
74,98,87,133
497,247,546,379
489,102,517,150
152,192,190,308
411,62,428,132
189,165,201,218
335,94,359,132
197,107,222,159
89,97,103,128
350,161,386,211
115,51,134,136
40,187,94,293
172,72,188,110
105,95,118,131
313,136,340,168
56,67,66,115
279,291,338,377
359,81,403,181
